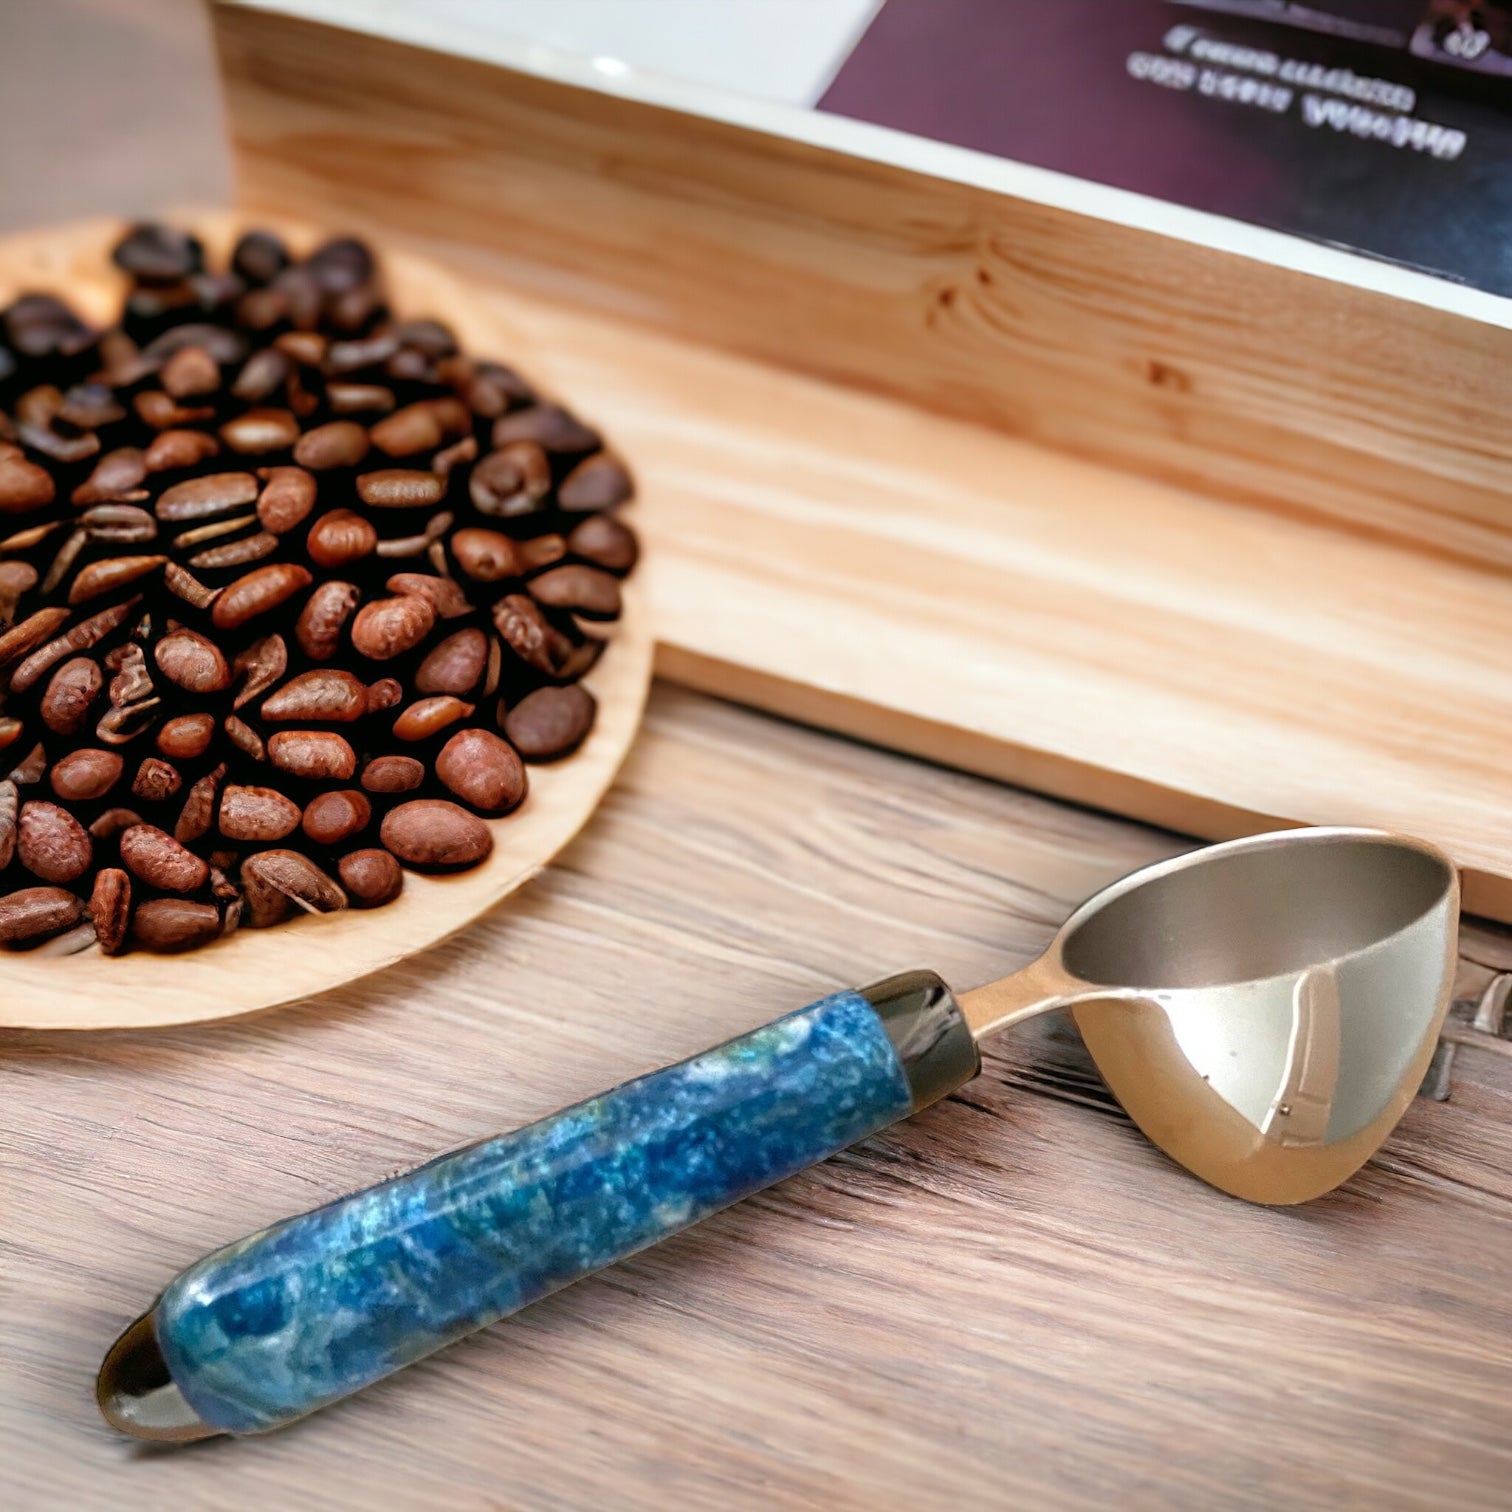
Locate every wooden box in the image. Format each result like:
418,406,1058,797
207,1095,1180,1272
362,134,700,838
209,2,1512,916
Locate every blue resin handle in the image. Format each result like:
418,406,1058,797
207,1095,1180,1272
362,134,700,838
149,974,976,1435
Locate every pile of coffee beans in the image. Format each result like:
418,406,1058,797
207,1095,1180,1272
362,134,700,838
0,223,636,954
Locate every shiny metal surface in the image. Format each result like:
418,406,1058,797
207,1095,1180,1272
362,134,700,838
862,969,979,1109
960,828,1459,1204
96,1311,214,1443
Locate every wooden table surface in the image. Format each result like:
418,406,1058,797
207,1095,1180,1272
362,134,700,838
5,685,1512,1510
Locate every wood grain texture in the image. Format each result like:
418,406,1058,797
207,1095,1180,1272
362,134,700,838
210,5,1512,570
0,219,651,1029
4,687,1511,1510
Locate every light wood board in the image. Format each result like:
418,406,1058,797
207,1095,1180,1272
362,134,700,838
212,3,1512,571
5,687,1511,1511
0,220,651,1029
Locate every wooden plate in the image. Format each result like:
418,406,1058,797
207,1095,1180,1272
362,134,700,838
0,215,652,1029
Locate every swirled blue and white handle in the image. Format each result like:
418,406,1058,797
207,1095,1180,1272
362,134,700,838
99,972,978,1439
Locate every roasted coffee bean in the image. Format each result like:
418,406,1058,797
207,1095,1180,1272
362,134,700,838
40,657,103,735
132,897,220,953
243,848,347,918
0,521,56,556
218,406,300,456
157,713,215,760
119,823,208,893
91,868,131,955
223,713,266,762
169,763,222,847
232,229,289,286
507,681,599,760
325,332,399,374
132,756,182,803
0,607,71,673
0,885,86,946
18,800,92,884
327,382,395,416
350,594,434,660
307,508,377,568
0,778,15,868
432,434,478,477
82,504,158,544
462,360,533,416
161,345,220,399
386,572,471,619
135,391,213,430
415,628,488,696
275,330,328,368
261,668,368,723
375,508,453,559
88,807,143,843
240,856,292,927
51,747,123,801
12,598,136,695
393,696,473,742
220,785,303,843
156,472,259,522
558,452,634,511
361,753,425,793
294,420,369,470
162,561,219,611
188,530,280,571
144,428,220,472
529,563,622,620
357,469,446,509
232,633,287,709
9,742,46,785
295,579,359,660
212,562,312,630
493,594,572,677
366,677,402,713
569,513,638,574
58,382,124,430
450,527,522,582
0,718,23,752
231,347,291,403
113,223,203,283
255,466,316,534
154,628,230,693
40,529,86,596
436,728,526,814
302,788,371,846
68,554,166,606
268,730,357,781
73,448,148,505
381,799,493,870
141,322,246,367
176,515,253,554
338,847,402,908
469,444,550,517
307,236,375,295
492,403,599,455
0,454,55,513
370,397,469,457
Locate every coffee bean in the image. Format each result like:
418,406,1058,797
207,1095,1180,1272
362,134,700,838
221,407,300,455
163,561,219,610
338,847,403,907
19,800,92,883
436,727,526,814
433,434,478,477
82,503,158,545
0,454,56,513
295,579,359,659
463,360,534,416
135,391,213,430
89,806,146,842
327,383,396,415
451,527,522,582
224,714,265,761
141,322,246,366
154,628,231,693
415,628,488,696
307,509,377,568
294,420,369,470
9,741,46,785
131,757,182,803
40,657,103,735
255,466,316,533
370,397,468,457
385,572,472,620
506,684,598,762
0,718,23,753
119,823,208,893
231,229,290,286
232,632,287,708
302,788,371,846
243,847,348,921
157,713,215,760
0,779,15,868
375,509,453,560
12,598,136,695
220,785,303,843
132,897,220,953
381,799,493,869
51,747,123,802
161,346,220,399
156,472,260,522
261,668,369,723
470,444,550,517
174,762,224,844
276,330,328,368
492,403,600,455
326,332,400,375
0,885,86,946
0,607,72,673
360,754,425,793
90,868,130,955
231,347,291,403
240,855,292,928
112,223,203,283
307,236,375,295
529,564,622,620
144,429,220,472
365,677,403,714
212,562,313,630
558,452,634,511
357,469,446,508
569,513,638,574
393,696,474,742
188,530,279,571
493,593,573,676
268,730,357,781
68,554,167,607
73,448,149,506
350,594,435,660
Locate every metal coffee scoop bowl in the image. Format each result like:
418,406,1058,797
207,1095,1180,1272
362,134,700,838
100,827,1458,1441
